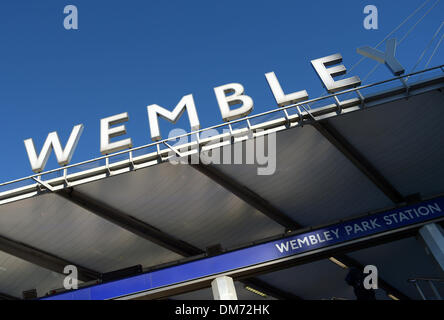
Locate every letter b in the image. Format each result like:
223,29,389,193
214,83,254,122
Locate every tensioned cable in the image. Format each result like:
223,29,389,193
425,33,444,68
399,0,441,44
361,62,381,84
347,0,432,75
352,0,442,87
308,0,433,104
410,21,444,74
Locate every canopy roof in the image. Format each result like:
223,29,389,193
0,66,443,300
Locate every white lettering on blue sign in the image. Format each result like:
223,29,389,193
275,202,442,254
275,229,340,253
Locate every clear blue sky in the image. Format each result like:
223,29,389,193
0,0,442,183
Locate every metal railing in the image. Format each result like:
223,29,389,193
408,277,444,300
0,64,443,195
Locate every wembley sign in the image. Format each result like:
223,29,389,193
23,40,405,173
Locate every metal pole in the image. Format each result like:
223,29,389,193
418,223,444,272
211,276,238,300
428,280,442,300
414,282,427,300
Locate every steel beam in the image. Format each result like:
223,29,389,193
191,164,301,230
190,163,410,300
46,200,443,301
54,161,410,300
311,120,405,204
58,188,203,257
418,223,444,272
58,187,294,300
0,234,98,282
0,292,20,300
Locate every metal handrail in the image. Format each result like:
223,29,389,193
408,277,444,300
408,277,444,282
0,64,443,190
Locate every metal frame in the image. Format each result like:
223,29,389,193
0,65,443,202
311,120,405,204
0,292,19,300
58,188,203,257
122,212,444,300
191,164,301,230
0,234,99,282
43,196,444,300
408,278,444,300
190,163,410,300
0,66,443,300
57,187,297,300
9,190,442,300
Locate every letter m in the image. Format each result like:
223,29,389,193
147,94,200,141
24,124,84,173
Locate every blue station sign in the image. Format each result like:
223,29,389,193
42,196,444,300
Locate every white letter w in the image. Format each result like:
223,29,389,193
24,124,84,173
